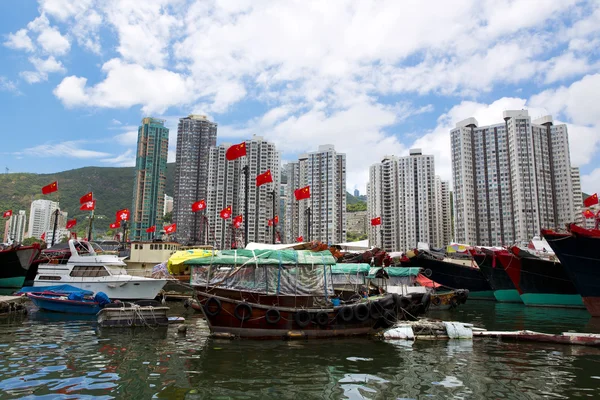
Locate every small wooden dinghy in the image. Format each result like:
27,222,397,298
97,301,169,327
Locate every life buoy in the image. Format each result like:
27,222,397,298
295,310,311,328
265,308,281,324
204,297,222,317
234,303,252,322
354,303,369,322
338,306,354,322
315,311,329,326
431,296,441,306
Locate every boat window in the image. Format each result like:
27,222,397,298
70,266,110,277
135,244,139,250
39,276,61,280
159,244,163,250
150,244,154,250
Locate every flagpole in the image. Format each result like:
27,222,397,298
51,208,59,246
271,189,276,244
87,209,94,241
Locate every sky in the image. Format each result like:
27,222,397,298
1,0,600,195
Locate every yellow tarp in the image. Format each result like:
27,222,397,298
446,243,470,253
167,249,215,274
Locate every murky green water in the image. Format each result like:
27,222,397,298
1,301,600,399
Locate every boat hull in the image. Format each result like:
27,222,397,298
517,256,584,309
33,278,166,300
543,229,600,316
0,245,40,294
97,306,169,327
195,291,421,339
429,289,469,311
28,293,100,315
473,252,522,303
412,255,494,300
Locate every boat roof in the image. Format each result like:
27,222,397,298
330,263,371,274
367,266,421,278
184,249,337,266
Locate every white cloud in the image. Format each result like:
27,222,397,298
101,149,136,166
581,168,600,194
544,53,596,83
27,14,71,56
20,56,66,83
0,77,20,94
4,29,35,52
18,141,111,159
54,59,192,113
114,130,138,145
39,0,93,21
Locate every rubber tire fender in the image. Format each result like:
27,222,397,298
265,308,281,324
369,301,385,320
421,292,431,311
295,310,311,328
315,311,329,326
204,297,222,317
399,296,411,309
234,303,252,322
431,295,441,306
354,303,369,322
338,306,354,322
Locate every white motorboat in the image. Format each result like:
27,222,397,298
33,240,167,300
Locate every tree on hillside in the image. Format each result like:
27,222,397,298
163,211,172,223
22,237,46,247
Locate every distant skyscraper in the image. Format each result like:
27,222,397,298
367,149,450,251
28,199,59,239
205,136,280,248
163,194,173,216
3,210,26,243
285,145,346,244
131,117,169,241
173,115,217,244
451,111,575,245
354,189,359,197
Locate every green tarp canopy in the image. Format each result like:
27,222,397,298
184,249,336,266
330,263,371,274
367,267,421,278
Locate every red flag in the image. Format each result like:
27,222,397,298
2,210,12,218
584,193,598,207
274,215,279,224
256,169,273,187
116,209,130,221
371,217,381,226
268,219,273,226
220,206,232,219
192,200,206,212
65,219,77,229
225,142,247,160
165,223,176,234
583,209,595,219
146,225,156,233
110,221,121,229
80,200,96,211
42,181,58,195
294,186,311,201
41,232,46,241
79,192,93,204
296,236,303,242
233,215,243,229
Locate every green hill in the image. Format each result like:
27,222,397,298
0,163,176,236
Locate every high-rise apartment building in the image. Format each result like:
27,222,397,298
28,199,59,239
284,145,346,244
3,210,27,243
173,115,217,244
131,117,169,241
205,136,280,249
451,111,576,246
164,194,173,216
367,149,450,252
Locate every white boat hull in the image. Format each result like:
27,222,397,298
33,277,166,300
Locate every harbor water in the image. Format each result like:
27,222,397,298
1,301,600,399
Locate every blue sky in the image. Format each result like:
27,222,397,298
1,0,600,194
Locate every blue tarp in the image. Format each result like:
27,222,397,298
18,285,94,296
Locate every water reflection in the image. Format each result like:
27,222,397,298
0,302,599,399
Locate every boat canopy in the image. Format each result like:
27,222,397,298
330,263,371,274
19,284,94,296
184,249,337,266
188,249,336,297
167,249,214,274
367,267,421,279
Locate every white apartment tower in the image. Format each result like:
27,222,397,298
28,199,59,239
367,149,450,252
4,210,27,244
284,145,346,244
206,136,280,249
571,167,584,226
451,110,576,246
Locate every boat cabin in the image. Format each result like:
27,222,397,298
125,241,181,277
367,266,425,296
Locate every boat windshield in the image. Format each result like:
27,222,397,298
192,264,335,297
